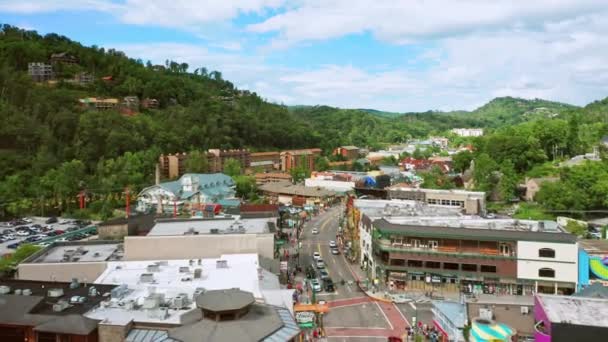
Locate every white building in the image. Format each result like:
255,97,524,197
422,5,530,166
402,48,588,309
517,240,579,293
451,128,484,137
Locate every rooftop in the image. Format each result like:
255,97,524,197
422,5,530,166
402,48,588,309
387,186,485,198
579,239,608,255
0,279,115,334
147,216,273,236
258,181,337,197
466,294,534,306
26,241,124,263
355,199,465,219
87,254,293,325
537,294,608,328
375,218,576,243
196,289,255,312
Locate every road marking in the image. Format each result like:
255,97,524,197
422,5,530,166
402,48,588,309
409,302,417,310
316,291,339,296
396,303,411,328
375,302,393,330
324,326,387,330
327,302,370,309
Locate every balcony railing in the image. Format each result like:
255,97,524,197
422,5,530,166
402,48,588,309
374,239,516,259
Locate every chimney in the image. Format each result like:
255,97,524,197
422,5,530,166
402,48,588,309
155,163,160,185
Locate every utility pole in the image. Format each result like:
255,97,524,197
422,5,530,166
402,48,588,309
125,188,130,218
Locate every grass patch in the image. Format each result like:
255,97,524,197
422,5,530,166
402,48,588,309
513,203,555,220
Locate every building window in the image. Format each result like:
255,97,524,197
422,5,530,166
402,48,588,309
480,265,497,273
411,239,421,248
499,243,511,256
425,261,441,269
428,240,438,249
538,248,556,258
462,264,477,272
539,268,555,278
443,262,459,270
408,260,423,267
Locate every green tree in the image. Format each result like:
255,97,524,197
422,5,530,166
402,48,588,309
498,160,518,201
453,151,473,173
314,156,330,171
184,150,209,174
421,165,454,189
233,175,257,200
472,153,498,192
565,220,587,237
223,158,242,177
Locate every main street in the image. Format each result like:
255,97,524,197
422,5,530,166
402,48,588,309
298,205,414,340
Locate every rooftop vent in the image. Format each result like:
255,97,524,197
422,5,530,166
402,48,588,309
140,273,155,283
0,285,11,295
69,278,80,289
216,260,228,269
179,266,190,273
210,228,219,234
111,284,129,299
194,268,202,279
88,286,98,297
14,289,22,295
69,296,86,304
53,300,70,312
147,264,160,272
47,288,64,298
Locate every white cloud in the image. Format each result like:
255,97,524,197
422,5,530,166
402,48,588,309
247,0,608,47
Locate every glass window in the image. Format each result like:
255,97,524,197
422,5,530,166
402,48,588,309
539,268,555,278
462,264,477,272
425,261,441,269
538,248,556,258
428,240,439,249
443,262,459,270
481,265,497,273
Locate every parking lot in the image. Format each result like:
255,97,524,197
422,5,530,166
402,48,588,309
0,216,97,255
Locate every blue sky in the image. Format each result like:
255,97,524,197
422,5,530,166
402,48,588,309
2,0,608,112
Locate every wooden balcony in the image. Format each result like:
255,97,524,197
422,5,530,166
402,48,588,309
374,239,515,259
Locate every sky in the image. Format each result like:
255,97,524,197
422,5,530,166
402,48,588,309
2,0,608,112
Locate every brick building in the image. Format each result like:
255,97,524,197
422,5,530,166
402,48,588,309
207,149,251,173
280,148,322,171
28,63,53,82
250,152,280,171
159,153,188,179
333,146,360,160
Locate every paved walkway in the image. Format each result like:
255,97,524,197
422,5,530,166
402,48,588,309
325,298,410,338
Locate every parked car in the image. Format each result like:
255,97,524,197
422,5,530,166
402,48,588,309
311,227,319,235
7,242,21,249
21,217,33,223
305,265,317,279
330,247,340,255
54,230,65,235
16,230,31,237
316,259,325,269
45,216,58,224
46,231,58,237
311,279,322,292
324,278,335,292
329,240,337,248
66,226,79,232
313,252,321,261
4,234,16,240
55,237,68,242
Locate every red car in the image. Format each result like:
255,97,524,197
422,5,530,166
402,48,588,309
54,230,65,235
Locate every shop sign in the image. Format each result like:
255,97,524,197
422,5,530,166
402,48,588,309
280,261,288,271
295,311,315,324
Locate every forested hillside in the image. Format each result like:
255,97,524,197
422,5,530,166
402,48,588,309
0,24,607,220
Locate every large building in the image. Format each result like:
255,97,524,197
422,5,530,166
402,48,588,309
207,149,251,173
254,172,293,185
280,149,322,171
451,128,484,137
78,97,119,111
388,186,486,215
258,181,337,206
368,217,578,295
0,279,115,342
332,146,360,160
534,294,608,342
250,151,281,171
28,62,53,82
136,173,236,213
159,153,188,179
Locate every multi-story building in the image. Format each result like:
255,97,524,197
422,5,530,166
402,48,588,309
333,146,360,160
280,148,322,171
28,62,53,82
451,128,484,137
368,217,578,295
141,98,159,109
207,149,251,173
388,186,486,215
250,151,280,171
78,97,119,111
159,153,188,179
254,172,292,186
50,52,79,65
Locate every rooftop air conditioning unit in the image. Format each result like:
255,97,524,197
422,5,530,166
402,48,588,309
140,273,155,283
210,228,219,234
179,267,190,273
88,286,98,297
14,289,22,295
53,300,70,312
0,285,11,295
194,268,202,279
47,288,64,298
216,260,228,269
521,306,529,315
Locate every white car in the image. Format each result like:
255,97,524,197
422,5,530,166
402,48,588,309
329,241,337,248
330,248,340,255
22,218,33,223
312,228,319,235
4,234,16,240
311,279,322,292
313,252,321,261
16,230,30,236
316,259,325,269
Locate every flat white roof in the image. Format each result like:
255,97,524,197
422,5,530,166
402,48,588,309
31,242,124,263
388,187,485,197
538,294,608,327
88,254,293,325
148,216,272,236
384,217,562,233
354,199,465,218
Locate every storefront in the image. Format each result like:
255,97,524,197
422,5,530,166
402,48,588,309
388,271,408,290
